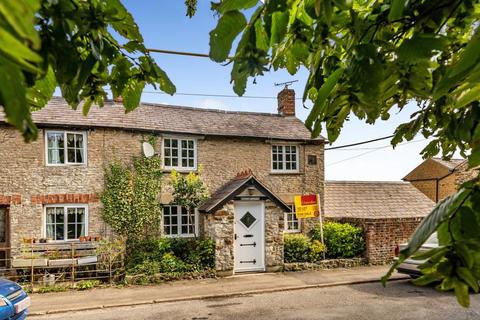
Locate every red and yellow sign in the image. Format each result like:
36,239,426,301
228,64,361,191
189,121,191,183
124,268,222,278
294,194,320,219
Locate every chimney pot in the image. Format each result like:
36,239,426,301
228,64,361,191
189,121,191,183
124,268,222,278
277,87,295,116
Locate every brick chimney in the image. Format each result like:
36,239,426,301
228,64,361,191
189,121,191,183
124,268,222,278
277,87,295,116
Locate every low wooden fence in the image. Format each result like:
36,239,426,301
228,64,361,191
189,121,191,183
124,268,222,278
0,240,124,289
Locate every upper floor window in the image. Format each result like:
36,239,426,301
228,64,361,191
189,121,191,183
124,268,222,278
163,137,197,171
284,205,300,233
45,205,88,241
46,131,86,165
272,145,298,172
163,205,197,237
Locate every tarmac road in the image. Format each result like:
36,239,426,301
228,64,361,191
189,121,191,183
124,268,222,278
33,280,480,320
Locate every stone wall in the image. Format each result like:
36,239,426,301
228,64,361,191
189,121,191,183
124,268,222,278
264,200,284,271
203,202,235,275
1,124,324,251
330,217,424,265
283,258,366,271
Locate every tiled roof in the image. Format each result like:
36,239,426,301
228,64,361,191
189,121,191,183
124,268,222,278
0,97,323,141
431,158,466,171
324,181,434,219
198,174,291,213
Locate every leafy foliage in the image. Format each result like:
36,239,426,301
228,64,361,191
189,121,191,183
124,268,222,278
126,237,215,275
0,0,175,142
170,167,209,237
101,150,163,242
208,0,480,306
312,222,364,259
284,233,326,263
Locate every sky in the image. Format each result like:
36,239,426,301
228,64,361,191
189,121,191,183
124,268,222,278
117,0,434,181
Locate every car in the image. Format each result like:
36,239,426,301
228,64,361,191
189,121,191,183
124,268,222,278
394,232,439,278
0,279,30,320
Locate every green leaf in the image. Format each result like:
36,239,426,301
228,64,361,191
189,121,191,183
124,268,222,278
209,11,247,62
152,64,176,95
412,246,447,261
457,267,479,293
254,19,269,51
211,0,258,14
107,0,143,42
122,79,145,111
270,11,289,45
305,68,344,131
397,34,446,63
455,85,480,109
26,66,56,110
449,33,480,79
388,0,406,22
0,23,42,73
454,280,470,308
382,189,471,285
0,0,41,49
412,272,440,286
0,56,37,141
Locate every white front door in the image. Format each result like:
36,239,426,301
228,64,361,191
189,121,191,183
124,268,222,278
234,201,265,272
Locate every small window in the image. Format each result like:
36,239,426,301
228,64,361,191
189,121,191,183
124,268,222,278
284,205,300,233
45,205,87,241
163,205,197,237
163,138,196,171
46,131,86,165
272,145,298,172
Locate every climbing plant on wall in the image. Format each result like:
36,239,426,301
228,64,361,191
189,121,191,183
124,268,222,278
101,142,163,243
170,166,209,238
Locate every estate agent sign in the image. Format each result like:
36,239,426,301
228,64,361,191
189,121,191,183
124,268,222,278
294,194,320,219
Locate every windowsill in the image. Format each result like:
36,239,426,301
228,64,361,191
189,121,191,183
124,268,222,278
162,168,198,173
45,164,87,168
283,230,301,234
164,234,197,238
270,171,302,175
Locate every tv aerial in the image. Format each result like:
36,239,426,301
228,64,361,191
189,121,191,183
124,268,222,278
274,80,298,89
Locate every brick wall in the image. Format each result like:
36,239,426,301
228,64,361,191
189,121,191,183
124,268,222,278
0,124,324,249
330,217,424,265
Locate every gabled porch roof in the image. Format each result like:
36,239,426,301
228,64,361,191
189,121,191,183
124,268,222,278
198,173,291,214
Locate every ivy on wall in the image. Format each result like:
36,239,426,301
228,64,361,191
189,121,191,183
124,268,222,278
101,138,163,243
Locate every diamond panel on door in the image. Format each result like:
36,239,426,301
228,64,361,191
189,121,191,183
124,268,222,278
240,211,256,229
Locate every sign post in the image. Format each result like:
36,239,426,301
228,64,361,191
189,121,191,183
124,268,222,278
294,194,325,259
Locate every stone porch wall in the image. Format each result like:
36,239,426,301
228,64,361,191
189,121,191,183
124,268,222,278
328,217,424,265
204,199,285,274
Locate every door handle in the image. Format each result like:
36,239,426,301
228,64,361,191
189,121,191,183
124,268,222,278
234,234,237,240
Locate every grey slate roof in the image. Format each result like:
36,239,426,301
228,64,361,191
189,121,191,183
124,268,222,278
198,174,291,213
0,97,323,141
324,181,434,219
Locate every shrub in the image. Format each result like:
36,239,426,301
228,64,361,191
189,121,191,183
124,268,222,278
76,280,101,290
284,234,326,263
312,222,364,258
126,237,215,275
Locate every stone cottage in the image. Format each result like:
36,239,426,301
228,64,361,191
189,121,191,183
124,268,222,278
0,88,325,275
403,158,477,203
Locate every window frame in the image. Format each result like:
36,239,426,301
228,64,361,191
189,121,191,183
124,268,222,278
271,144,299,173
284,205,301,233
161,136,197,172
162,205,199,238
45,130,88,166
43,204,89,242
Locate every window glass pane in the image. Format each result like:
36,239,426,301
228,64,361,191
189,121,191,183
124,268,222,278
188,140,194,148
67,208,76,223
182,226,188,234
172,149,178,157
67,224,75,239
56,224,64,240
182,140,187,148
172,140,178,148
67,148,76,163
165,139,171,147
76,149,83,163
182,159,187,167
76,134,83,148
165,158,171,166
47,133,65,164
171,226,178,235
165,149,170,157
189,159,194,167
67,133,75,148
172,158,178,166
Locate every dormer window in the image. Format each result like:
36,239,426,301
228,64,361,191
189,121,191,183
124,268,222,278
163,137,197,171
46,131,87,165
271,145,299,173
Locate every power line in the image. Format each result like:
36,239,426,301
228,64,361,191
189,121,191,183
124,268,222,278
324,135,395,150
147,48,217,59
326,139,427,167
